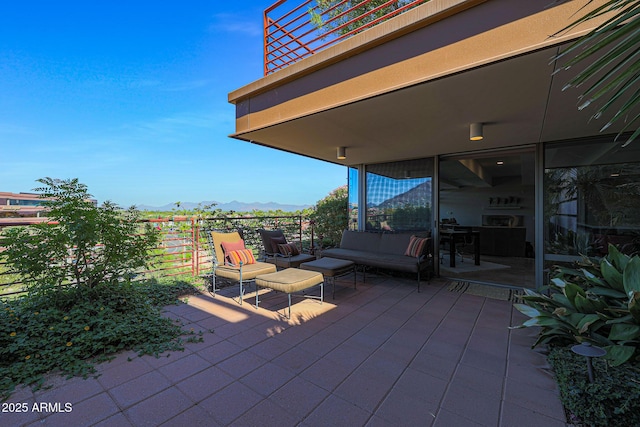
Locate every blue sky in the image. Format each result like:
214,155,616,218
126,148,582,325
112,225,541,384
0,1,347,208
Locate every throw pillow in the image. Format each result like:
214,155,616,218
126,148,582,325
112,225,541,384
405,235,429,258
222,239,245,254
226,249,256,266
278,242,300,257
270,236,287,254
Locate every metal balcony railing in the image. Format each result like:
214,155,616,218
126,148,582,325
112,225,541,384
264,0,428,75
0,215,312,297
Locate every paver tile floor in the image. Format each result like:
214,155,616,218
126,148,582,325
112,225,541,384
4,275,567,426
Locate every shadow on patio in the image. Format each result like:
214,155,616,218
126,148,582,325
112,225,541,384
6,274,566,426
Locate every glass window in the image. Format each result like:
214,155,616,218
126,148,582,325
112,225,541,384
365,159,433,232
9,199,41,206
545,137,640,266
348,168,358,230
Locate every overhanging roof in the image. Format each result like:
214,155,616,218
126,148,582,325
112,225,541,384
229,0,627,166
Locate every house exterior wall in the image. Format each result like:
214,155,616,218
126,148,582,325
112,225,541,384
228,0,635,288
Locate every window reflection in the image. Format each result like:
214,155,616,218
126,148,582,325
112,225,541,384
545,138,640,265
365,159,433,232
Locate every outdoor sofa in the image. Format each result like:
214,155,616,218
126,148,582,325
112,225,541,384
321,230,433,291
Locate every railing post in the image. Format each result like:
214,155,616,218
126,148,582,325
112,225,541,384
191,217,197,277
298,215,303,251
264,8,269,75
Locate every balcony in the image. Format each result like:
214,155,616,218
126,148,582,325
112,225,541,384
263,0,430,75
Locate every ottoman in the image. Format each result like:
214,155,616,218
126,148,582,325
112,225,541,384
300,257,356,298
255,268,324,318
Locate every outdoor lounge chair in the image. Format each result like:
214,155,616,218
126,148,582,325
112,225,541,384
205,229,276,304
257,228,315,269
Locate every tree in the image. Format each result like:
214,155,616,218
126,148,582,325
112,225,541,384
554,0,640,145
310,185,348,247
1,178,160,292
310,0,412,36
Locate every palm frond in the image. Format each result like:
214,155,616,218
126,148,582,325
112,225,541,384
592,70,640,114
578,49,640,104
553,0,640,144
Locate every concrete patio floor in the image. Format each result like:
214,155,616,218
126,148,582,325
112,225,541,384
5,274,567,426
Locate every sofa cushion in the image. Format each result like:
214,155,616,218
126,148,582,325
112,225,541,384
340,231,381,251
322,248,377,266
322,249,427,273
270,253,316,269
379,233,413,255
365,253,424,272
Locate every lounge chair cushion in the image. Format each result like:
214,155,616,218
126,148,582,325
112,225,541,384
270,236,287,253
215,262,276,281
211,231,242,265
269,253,316,269
258,228,295,255
255,268,323,294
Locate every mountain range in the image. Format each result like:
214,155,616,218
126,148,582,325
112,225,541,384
375,181,432,208
136,200,310,213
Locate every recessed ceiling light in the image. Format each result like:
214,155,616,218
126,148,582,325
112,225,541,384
496,161,504,165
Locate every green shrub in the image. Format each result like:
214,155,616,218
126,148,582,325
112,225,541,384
310,186,347,247
310,0,414,36
549,346,640,427
1,178,160,293
0,278,201,400
514,244,640,366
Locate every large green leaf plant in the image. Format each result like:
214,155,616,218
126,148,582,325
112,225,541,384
514,244,640,366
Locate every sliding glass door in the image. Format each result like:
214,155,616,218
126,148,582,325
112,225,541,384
438,148,536,288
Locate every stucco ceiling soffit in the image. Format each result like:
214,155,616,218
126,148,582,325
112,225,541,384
231,46,556,165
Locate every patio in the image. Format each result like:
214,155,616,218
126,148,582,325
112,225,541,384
6,274,566,426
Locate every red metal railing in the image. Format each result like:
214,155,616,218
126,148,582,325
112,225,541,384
0,215,309,297
264,0,428,75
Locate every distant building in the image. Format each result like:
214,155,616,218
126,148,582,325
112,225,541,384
0,192,97,227
0,192,50,226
